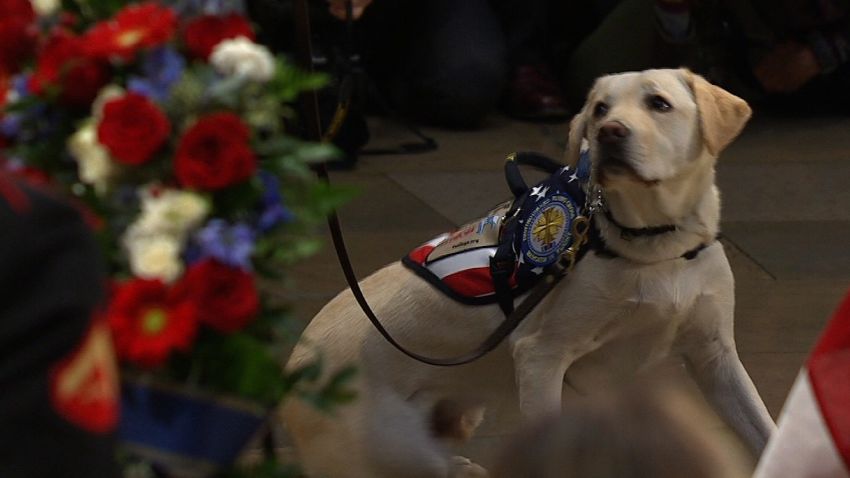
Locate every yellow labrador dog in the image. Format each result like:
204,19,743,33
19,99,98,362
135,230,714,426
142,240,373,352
281,69,775,477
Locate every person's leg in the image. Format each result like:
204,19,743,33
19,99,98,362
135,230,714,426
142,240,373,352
359,0,507,128
491,0,549,66
492,0,570,120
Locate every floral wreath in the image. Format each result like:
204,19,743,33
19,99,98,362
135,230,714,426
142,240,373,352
1,0,356,410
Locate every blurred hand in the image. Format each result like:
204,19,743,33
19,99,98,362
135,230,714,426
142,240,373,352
327,0,373,21
753,42,821,94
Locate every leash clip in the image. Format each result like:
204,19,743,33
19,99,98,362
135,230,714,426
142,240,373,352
559,215,591,272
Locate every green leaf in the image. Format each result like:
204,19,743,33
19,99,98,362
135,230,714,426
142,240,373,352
222,457,304,478
292,143,340,164
256,137,339,163
189,332,287,406
271,237,323,263
306,182,360,217
269,58,329,103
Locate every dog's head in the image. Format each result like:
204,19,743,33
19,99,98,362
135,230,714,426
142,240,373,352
566,69,751,188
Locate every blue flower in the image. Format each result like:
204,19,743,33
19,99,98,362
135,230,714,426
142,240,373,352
11,74,31,99
0,114,21,139
257,171,294,232
128,47,185,102
192,219,256,270
1,74,33,141
176,0,243,15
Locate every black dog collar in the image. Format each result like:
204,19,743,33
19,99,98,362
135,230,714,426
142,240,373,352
603,208,677,240
589,217,714,261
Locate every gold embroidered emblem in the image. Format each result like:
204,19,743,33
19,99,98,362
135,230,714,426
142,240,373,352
532,206,566,248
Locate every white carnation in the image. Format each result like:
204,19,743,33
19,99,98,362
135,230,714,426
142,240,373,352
30,0,59,16
121,186,209,282
67,122,118,195
135,185,210,240
125,235,184,283
210,36,275,83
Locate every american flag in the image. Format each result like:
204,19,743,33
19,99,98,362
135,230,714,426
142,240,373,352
755,289,850,477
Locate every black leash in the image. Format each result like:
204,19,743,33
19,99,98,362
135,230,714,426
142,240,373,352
294,0,585,366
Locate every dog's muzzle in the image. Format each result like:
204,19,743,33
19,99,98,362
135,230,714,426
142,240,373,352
596,121,634,175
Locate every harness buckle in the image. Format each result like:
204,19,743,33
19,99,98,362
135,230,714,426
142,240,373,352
559,215,590,272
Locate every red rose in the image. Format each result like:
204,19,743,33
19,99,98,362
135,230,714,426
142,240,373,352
60,57,113,107
174,112,256,190
97,92,170,165
107,278,199,368
28,31,111,107
183,14,255,60
0,0,33,19
178,259,259,333
0,0,35,75
84,2,177,61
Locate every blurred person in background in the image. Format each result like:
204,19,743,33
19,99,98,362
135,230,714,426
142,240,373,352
565,0,850,115
0,171,120,478
250,0,583,129
333,0,576,126
492,378,752,478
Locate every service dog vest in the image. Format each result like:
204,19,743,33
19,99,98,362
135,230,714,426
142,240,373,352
403,152,590,305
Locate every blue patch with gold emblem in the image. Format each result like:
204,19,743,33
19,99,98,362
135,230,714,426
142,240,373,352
519,192,580,268
402,151,590,306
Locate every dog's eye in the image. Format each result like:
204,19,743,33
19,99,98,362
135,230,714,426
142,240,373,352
647,94,672,112
593,102,609,118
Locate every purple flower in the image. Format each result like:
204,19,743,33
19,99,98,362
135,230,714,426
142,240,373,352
128,47,185,102
257,171,294,232
193,219,256,270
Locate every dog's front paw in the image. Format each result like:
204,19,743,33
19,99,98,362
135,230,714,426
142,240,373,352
450,456,489,478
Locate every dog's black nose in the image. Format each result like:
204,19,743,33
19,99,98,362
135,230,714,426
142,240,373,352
598,121,630,143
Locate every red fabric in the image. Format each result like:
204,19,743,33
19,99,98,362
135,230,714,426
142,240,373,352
49,318,119,434
808,288,850,471
441,267,497,298
0,173,30,212
409,244,436,264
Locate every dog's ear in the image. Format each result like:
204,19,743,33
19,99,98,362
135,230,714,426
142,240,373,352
565,106,589,167
683,69,752,156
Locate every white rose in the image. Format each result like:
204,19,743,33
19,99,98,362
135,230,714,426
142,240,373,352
30,0,59,16
210,37,275,83
67,122,118,195
136,186,210,239
125,235,184,283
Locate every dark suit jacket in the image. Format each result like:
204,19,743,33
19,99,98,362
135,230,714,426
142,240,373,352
0,173,119,478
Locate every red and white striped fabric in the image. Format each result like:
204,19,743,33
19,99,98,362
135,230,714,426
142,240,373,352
406,233,505,299
755,289,850,478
